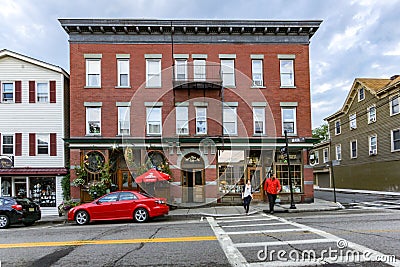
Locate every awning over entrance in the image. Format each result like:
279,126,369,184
0,168,68,176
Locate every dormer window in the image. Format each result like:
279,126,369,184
358,87,365,101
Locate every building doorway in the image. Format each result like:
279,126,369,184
117,170,139,191
13,178,28,197
181,153,204,203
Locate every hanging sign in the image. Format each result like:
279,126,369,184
0,155,13,169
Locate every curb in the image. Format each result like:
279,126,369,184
315,188,400,196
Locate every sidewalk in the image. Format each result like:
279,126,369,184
315,187,400,196
36,198,342,225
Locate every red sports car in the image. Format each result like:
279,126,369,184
68,191,169,225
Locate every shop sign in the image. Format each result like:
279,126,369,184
0,155,13,168
278,154,297,160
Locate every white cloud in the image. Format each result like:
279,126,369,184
383,42,400,56
312,80,351,95
0,0,22,19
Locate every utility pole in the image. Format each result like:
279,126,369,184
284,130,296,209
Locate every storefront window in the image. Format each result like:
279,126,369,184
30,177,56,207
218,150,245,194
275,164,302,193
1,177,11,196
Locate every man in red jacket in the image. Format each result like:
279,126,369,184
264,174,281,214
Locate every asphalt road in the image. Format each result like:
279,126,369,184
0,208,399,266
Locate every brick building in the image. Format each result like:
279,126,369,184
59,19,321,205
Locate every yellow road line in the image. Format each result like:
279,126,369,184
0,236,217,249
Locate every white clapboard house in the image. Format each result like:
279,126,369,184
0,49,69,215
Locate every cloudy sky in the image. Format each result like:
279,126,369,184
1,0,400,128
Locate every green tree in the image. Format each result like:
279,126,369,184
312,123,329,142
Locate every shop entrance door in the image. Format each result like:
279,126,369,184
182,169,204,203
13,178,28,197
118,170,139,191
247,167,263,200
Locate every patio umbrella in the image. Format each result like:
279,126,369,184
135,168,170,183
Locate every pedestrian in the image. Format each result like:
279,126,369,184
242,179,253,215
264,173,281,214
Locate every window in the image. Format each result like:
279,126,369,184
2,135,13,155
392,129,400,151
221,59,235,87
98,193,119,203
281,108,296,135
193,59,206,81
323,148,329,163
86,59,101,87
390,95,399,116
314,151,319,164
86,107,101,135
335,120,341,135
252,59,263,87
37,134,49,155
146,59,161,87
350,140,357,159
369,135,377,155
196,107,207,134
175,59,187,81
176,106,188,135
146,107,162,135
118,192,137,201
358,87,365,101
223,107,237,135
118,107,130,135
368,106,376,123
37,82,49,103
349,114,357,130
117,59,129,87
2,82,14,102
335,144,342,160
253,107,265,134
280,60,294,87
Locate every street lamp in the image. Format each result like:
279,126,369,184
284,130,296,209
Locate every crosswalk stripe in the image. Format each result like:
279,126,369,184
234,238,336,248
222,222,289,228
225,228,307,235
217,218,275,224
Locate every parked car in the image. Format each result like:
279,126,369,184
0,197,41,229
68,191,169,225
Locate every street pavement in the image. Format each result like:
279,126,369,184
37,198,342,226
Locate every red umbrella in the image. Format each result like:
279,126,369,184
135,168,170,183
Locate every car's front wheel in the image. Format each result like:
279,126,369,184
0,214,10,229
134,208,148,223
75,210,90,225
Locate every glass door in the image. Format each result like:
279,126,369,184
13,178,28,197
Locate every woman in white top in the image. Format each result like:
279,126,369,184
242,179,253,215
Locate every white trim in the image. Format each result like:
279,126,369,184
389,94,399,116
349,113,357,130
84,54,102,59
391,128,400,152
334,120,341,135
219,54,236,59
253,107,265,135
193,101,208,107
358,87,365,101
191,54,208,59
277,54,296,59
84,102,102,107
144,102,163,107
36,133,50,155
280,102,298,107
115,102,131,107
223,102,238,107
175,102,189,107
144,54,162,59
369,134,377,155
117,58,130,87
173,54,189,59
252,102,267,107
1,81,15,103
281,107,297,136
86,106,102,136
250,54,264,59
116,54,130,59
1,133,14,156
335,144,342,161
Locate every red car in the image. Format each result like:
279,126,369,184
68,191,169,225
